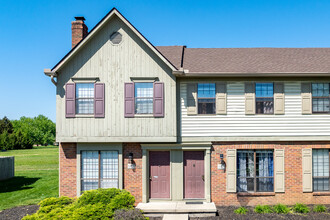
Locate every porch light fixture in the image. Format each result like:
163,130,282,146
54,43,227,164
218,154,226,170
128,153,136,169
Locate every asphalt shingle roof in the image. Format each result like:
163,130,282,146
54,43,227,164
156,46,330,73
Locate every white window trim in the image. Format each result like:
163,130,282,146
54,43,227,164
76,143,123,196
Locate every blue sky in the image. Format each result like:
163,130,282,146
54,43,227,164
1,0,330,122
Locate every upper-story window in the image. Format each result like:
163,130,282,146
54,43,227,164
135,83,153,114
312,83,330,113
256,83,274,114
76,83,94,114
198,83,216,114
313,149,329,191
237,150,274,192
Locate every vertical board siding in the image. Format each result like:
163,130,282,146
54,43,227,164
56,16,176,141
181,81,330,137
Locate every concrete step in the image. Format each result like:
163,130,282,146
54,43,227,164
137,202,217,218
163,214,188,220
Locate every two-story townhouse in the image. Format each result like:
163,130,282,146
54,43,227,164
45,8,330,207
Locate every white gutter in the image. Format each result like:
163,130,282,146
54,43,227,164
44,69,57,86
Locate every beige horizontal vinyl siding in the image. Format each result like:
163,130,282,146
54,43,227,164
180,81,330,138
56,16,176,142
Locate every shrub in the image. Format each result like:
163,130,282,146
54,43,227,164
273,204,290,214
108,190,135,211
254,205,273,214
39,196,75,207
293,203,309,213
77,188,122,207
114,208,147,220
22,188,136,220
313,204,327,213
71,203,113,220
234,207,248,215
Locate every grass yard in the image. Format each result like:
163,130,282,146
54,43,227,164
0,146,58,210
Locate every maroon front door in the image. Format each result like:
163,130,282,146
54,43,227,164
184,151,205,199
149,151,170,199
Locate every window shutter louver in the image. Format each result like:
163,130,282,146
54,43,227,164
302,148,313,192
245,82,255,115
301,83,312,115
94,83,105,118
153,82,164,117
274,83,285,115
187,83,197,115
65,83,76,118
216,82,227,115
274,149,285,192
124,83,135,118
226,149,237,192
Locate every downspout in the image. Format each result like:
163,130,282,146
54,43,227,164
44,69,57,86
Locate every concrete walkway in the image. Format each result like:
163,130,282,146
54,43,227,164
137,202,217,218
163,214,189,220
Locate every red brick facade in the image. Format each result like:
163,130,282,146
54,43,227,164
59,143,77,198
211,142,330,206
123,143,143,204
59,141,330,206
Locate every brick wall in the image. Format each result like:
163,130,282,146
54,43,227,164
59,143,77,197
211,142,330,206
123,143,143,204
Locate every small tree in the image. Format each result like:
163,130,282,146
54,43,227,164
0,116,13,134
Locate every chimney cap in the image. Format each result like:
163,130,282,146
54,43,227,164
74,16,85,21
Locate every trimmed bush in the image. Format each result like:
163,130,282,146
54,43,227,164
254,205,273,214
313,204,327,213
22,188,140,220
293,203,309,213
114,208,147,220
234,207,248,215
273,204,290,214
77,188,122,207
108,190,135,211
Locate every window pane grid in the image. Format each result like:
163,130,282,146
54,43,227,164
313,149,330,191
198,83,216,114
255,83,274,114
76,83,94,114
237,150,274,192
81,150,119,192
135,83,153,114
312,83,330,113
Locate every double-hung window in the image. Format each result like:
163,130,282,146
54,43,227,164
81,150,119,192
256,83,274,114
76,83,94,114
197,83,216,114
237,150,274,192
135,83,153,114
312,83,330,113
313,149,330,191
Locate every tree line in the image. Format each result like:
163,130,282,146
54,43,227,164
0,115,56,150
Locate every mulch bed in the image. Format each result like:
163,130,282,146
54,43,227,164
191,205,330,220
0,205,39,220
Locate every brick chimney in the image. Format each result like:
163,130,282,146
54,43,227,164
71,16,88,48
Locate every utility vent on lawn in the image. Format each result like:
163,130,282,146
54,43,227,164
110,32,122,44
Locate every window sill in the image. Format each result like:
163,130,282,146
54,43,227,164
134,114,154,118
237,192,275,197
75,114,94,118
313,192,330,196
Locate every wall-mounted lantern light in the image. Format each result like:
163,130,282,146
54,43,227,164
218,153,226,170
128,153,136,169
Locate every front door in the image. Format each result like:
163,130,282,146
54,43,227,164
149,151,170,199
184,151,205,199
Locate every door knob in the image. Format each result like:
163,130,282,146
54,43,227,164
202,175,204,181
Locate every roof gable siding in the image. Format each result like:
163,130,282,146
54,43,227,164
56,15,176,142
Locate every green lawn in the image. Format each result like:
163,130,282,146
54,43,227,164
0,146,58,210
